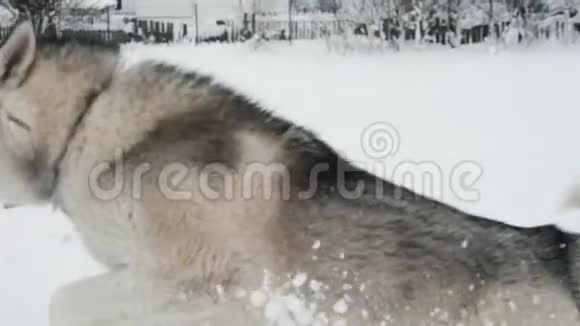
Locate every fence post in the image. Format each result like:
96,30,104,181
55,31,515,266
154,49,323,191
288,0,293,43
252,13,256,35
194,3,199,45
106,6,111,36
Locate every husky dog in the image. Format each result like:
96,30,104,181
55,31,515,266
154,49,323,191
0,21,579,326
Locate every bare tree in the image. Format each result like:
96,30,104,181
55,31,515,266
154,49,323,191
0,0,17,16
338,0,391,24
317,0,340,12
3,0,111,35
8,0,62,34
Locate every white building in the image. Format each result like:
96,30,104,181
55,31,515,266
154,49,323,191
115,0,287,22
114,0,287,37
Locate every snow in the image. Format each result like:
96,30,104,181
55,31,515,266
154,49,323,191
292,273,308,288
312,240,321,250
309,280,323,292
0,207,104,325
332,299,348,314
73,0,117,9
1,40,580,325
251,290,269,307
461,239,470,249
458,2,511,28
255,12,337,21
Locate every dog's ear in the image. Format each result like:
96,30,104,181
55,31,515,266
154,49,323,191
0,21,36,88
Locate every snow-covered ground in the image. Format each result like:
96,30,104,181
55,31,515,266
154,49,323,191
1,41,579,325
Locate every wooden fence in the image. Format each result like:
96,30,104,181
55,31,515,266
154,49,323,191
194,14,343,43
60,29,131,44
0,16,577,46
194,13,579,45
0,27,10,40
0,18,177,45
254,19,342,40
134,20,175,43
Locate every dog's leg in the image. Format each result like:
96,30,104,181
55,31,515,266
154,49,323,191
49,269,261,326
472,283,580,326
102,301,262,326
49,269,160,326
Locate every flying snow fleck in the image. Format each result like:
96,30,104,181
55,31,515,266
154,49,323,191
309,280,323,292
312,240,321,250
333,298,349,314
250,290,268,308
292,273,308,288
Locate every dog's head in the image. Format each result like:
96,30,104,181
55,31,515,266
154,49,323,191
0,21,52,207
0,22,118,208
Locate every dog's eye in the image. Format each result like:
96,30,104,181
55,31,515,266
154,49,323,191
7,114,31,132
